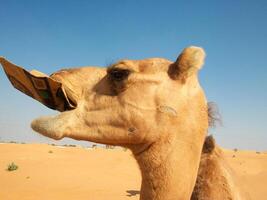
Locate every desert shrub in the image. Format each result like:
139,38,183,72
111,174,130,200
7,162,18,171
92,144,97,148
48,150,53,153
234,148,238,152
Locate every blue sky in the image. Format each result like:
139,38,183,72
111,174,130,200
0,0,266,150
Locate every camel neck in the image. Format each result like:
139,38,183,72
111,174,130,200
134,135,204,200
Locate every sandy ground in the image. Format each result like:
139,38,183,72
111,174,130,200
0,143,266,200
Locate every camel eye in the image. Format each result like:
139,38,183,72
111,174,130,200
108,69,130,82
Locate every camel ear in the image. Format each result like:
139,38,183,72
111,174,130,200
168,46,206,83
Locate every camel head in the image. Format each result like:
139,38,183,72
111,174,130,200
31,46,208,153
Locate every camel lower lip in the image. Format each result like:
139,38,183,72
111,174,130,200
31,115,64,140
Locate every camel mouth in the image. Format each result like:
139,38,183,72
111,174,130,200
31,78,80,139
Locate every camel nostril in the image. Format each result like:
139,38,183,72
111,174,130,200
128,127,137,134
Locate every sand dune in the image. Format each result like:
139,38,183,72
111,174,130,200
0,143,266,200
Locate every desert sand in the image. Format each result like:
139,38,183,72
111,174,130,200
0,143,266,200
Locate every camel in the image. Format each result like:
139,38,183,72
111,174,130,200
0,46,210,199
191,136,250,200
27,46,207,200
1,46,251,199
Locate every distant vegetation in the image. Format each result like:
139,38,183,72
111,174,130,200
105,145,115,149
0,141,27,144
7,162,18,171
63,144,76,147
0,141,128,151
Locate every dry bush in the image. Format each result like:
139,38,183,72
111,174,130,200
7,162,18,171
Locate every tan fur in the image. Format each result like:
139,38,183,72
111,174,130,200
191,136,251,200
31,46,208,200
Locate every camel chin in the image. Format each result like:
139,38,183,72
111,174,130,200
31,113,66,140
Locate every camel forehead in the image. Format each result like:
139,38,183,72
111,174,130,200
111,58,172,73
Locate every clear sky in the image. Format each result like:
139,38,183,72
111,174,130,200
0,0,266,150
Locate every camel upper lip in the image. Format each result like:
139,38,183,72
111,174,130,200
62,86,78,111
50,73,78,112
